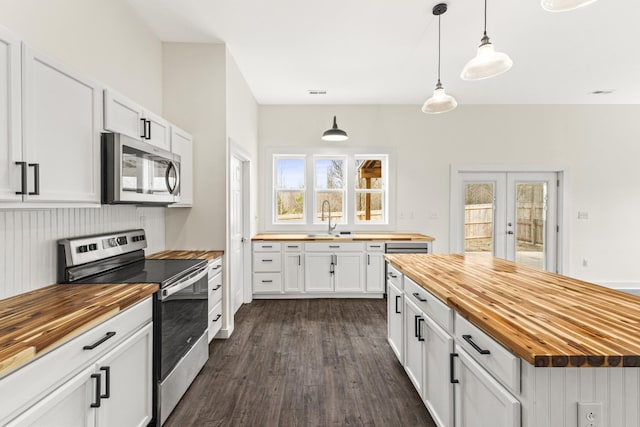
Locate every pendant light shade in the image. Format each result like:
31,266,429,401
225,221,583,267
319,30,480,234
422,82,458,114
423,3,457,115
321,116,349,142
541,0,598,12
461,0,513,81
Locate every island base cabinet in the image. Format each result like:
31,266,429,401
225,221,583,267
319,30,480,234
453,346,520,427
404,297,424,397
423,316,453,427
387,281,403,363
7,323,153,427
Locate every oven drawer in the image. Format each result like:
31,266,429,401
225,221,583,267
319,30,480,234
208,301,223,342
253,253,281,272
253,273,282,293
208,271,223,311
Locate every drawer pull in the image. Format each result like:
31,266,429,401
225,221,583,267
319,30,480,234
287,245,299,248
90,373,102,408
262,259,273,262
412,292,427,302
262,245,273,248
370,245,381,248
212,284,222,291
450,353,459,384
388,273,397,278
261,280,273,283
83,331,116,350
329,245,340,248
213,314,222,322
462,334,491,355
211,265,221,270
395,295,401,314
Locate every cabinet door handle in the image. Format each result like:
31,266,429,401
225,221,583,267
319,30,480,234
367,254,370,265
412,292,427,302
298,255,301,266
414,315,421,338
140,118,147,138
213,314,222,322
83,332,116,350
15,161,27,195
450,353,459,384
90,373,102,408
462,334,491,355
99,366,110,399
212,284,222,291
28,163,39,195
146,119,151,140
417,318,425,342
395,295,401,314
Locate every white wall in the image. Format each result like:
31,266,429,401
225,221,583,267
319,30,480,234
0,0,163,112
0,0,166,298
258,104,640,285
163,43,227,250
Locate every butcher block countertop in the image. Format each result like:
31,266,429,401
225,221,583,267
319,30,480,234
147,250,224,261
0,283,157,378
252,233,434,241
385,253,640,368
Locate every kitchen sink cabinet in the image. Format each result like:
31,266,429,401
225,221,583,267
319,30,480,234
2,298,153,426
304,252,333,292
103,89,170,151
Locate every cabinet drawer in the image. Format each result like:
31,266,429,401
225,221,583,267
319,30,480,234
386,263,403,290
208,301,223,342
253,273,282,293
253,242,281,252
284,242,303,252
305,242,364,252
0,297,152,423
253,253,281,272
366,242,385,252
208,272,223,310
405,277,452,333
455,313,520,393
208,257,222,275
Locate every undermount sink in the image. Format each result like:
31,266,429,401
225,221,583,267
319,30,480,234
305,233,350,238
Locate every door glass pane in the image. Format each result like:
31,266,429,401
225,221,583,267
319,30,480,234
515,183,546,269
464,183,494,253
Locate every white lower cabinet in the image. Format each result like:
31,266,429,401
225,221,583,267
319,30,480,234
365,243,385,293
423,315,453,427
208,257,223,341
283,251,304,292
452,345,520,427
5,302,153,427
334,252,364,292
304,253,333,292
404,296,424,396
387,281,403,363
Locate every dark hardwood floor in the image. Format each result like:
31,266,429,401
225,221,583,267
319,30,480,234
165,299,436,427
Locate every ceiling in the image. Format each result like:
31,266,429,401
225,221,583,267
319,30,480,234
126,0,640,105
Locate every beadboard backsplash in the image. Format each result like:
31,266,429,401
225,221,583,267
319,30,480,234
0,206,165,299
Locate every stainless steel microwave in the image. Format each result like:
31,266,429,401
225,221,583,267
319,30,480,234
102,133,180,205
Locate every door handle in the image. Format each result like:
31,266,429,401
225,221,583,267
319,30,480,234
165,161,179,195
146,119,152,140
507,230,514,235
15,161,27,195
140,118,146,139
90,373,102,408
99,366,110,399
450,353,459,384
395,295,401,314
28,163,40,195
417,318,425,341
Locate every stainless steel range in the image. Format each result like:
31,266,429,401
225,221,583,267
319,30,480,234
58,229,209,426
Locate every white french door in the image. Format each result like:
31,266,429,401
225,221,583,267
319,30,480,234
455,171,558,272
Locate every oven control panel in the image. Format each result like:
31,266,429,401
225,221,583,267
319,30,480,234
59,229,148,267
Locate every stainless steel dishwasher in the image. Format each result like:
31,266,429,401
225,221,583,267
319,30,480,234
384,242,430,294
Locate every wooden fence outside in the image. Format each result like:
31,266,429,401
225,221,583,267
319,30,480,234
465,203,544,246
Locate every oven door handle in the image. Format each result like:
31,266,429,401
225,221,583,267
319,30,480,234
159,265,209,300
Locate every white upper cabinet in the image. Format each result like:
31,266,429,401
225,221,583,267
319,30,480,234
103,89,170,151
169,125,193,207
0,26,21,202
21,44,101,204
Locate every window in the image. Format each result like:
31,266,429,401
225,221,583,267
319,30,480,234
314,156,346,224
270,152,389,228
355,157,386,223
274,156,305,223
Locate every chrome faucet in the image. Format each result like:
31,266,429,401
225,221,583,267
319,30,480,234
321,200,337,234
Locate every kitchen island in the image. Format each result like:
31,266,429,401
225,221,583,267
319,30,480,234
385,253,640,427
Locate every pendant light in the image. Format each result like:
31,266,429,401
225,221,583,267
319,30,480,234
541,0,598,12
460,0,513,81
321,116,349,141
422,3,457,114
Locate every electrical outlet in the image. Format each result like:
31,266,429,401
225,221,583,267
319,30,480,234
577,402,602,427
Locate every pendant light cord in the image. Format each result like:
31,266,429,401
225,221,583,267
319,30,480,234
483,0,488,38
437,14,441,85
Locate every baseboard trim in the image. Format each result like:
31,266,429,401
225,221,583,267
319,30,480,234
215,324,234,339
252,293,384,299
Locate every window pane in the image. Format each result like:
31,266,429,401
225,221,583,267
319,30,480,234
315,192,344,222
464,183,494,253
276,158,304,189
515,183,546,270
355,159,383,189
276,191,304,222
315,159,344,189
356,192,383,221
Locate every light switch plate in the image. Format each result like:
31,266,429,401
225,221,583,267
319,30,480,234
577,402,602,427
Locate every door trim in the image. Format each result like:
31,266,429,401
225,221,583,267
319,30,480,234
450,164,569,274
